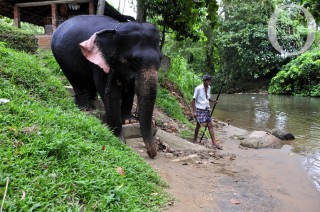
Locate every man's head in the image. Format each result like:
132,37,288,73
202,74,212,81
202,74,212,87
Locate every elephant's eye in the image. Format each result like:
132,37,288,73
132,58,141,66
120,58,127,63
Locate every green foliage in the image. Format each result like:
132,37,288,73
269,47,320,96
143,0,219,41
163,34,217,76
301,0,320,23
0,16,44,34
0,43,170,210
275,4,310,54
161,0,318,93
0,18,38,53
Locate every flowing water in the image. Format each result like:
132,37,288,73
213,94,320,191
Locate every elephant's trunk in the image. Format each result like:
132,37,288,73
136,67,158,158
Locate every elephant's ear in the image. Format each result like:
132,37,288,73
79,33,110,74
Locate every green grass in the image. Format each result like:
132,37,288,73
0,43,170,210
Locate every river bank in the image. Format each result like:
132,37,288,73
126,109,320,211
214,93,320,192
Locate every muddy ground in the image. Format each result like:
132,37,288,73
125,107,320,212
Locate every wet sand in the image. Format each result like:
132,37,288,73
212,124,320,211
128,123,320,211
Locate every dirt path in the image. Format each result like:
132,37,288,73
91,91,319,211
126,122,320,212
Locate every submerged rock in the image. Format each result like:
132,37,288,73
271,129,295,140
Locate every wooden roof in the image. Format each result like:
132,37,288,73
0,0,96,27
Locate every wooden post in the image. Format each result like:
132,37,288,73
51,3,57,31
89,0,95,14
13,5,21,28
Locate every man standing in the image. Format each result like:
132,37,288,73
192,74,222,150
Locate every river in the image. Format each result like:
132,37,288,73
213,94,320,191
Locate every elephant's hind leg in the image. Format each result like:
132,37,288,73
73,87,96,110
67,74,97,110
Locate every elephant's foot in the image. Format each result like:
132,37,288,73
117,132,126,144
144,142,157,158
75,94,96,110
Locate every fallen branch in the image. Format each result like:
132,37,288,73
0,177,10,212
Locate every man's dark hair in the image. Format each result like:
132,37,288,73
202,74,212,81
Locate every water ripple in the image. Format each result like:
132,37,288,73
215,94,320,191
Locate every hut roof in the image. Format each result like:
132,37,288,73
0,0,95,27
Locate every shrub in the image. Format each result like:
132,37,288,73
0,23,37,53
268,47,320,97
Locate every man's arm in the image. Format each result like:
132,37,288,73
192,98,197,118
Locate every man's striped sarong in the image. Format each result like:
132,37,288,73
195,108,211,123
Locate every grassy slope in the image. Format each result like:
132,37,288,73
0,43,169,210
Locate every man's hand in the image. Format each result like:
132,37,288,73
210,99,218,104
193,113,197,119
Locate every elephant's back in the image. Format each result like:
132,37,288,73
51,15,119,50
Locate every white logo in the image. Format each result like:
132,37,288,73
268,4,317,57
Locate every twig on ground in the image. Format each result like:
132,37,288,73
1,177,10,212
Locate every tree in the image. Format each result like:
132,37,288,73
96,1,135,21
97,0,106,15
136,0,219,50
136,0,146,22
212,0,304,87
300,0,320,23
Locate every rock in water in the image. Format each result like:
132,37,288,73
240,131,282,149
271,129,295,140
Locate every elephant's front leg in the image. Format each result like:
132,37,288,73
121,82,136,124
105,75,123,138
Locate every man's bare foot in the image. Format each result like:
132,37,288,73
212,144,223,150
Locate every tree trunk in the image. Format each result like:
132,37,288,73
160,26,165,51
96,0,105,15
206,46,215,72
136,0,146,22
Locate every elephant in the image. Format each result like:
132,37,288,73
51,15,162,158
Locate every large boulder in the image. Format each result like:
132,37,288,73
271,129,295,140
240,131,282,149
122,123,157,139
155,129,208,151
